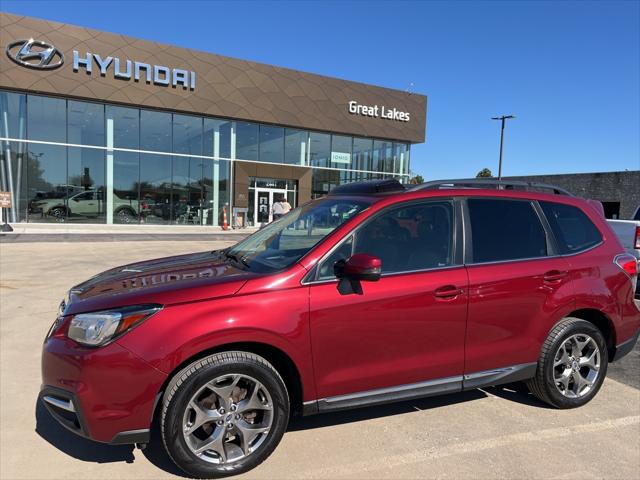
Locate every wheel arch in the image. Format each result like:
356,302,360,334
561,308,616,359
114,205,137,215
46,204,69,215
152,341,305,423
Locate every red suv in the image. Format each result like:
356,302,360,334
41,179,640,478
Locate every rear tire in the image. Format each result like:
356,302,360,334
527,318,608,408
115,208,137,224
161,352,289,478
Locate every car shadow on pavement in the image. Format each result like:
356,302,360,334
35,400,135,464
34,382,547,477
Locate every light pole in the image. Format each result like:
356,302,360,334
491,115,515,180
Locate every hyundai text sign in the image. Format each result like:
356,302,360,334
73,51,196,90
5,38,195,90
348,100,410,122
6,39,64,70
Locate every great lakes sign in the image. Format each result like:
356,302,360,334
348,100,411,122
6,38,196,90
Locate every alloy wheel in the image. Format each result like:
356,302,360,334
553,334,601,398
182,373,273,465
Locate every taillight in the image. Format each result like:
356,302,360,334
615,253,638,292
635,226,640,250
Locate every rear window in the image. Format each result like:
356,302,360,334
468,199,548,263
540,201,602,254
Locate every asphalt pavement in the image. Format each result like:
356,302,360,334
1,240,638,479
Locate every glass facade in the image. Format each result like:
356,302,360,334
0,89,410,226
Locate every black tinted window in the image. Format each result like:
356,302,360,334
540,201,602,254
468,199,547,263
317,201,454,278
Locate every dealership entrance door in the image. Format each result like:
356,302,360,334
253,188,287,225
246,177,298,226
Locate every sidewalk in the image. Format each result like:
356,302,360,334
0,223,256,242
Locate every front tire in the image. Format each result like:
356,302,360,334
48,207,67,222
161,352,290,478
527,318,608,408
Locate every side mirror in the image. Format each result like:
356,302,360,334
334,254,382,295
334,253,382,281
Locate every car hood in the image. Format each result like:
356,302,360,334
64,250,257,315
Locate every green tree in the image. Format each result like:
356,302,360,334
409,174,424,185
476,168,493,178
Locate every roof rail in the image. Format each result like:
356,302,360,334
408,179,573,196
328,179,406,196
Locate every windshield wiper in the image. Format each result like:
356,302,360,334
224,250,250,269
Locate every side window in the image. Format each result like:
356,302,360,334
317,201,454,279
317,235,354,280
468,199,547,263
540,201,602,254
74,191,94,201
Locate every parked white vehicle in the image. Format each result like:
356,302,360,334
607,205,639,298
607,205,640,260
30,190,140,223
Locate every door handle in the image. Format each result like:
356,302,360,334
434,285,464,299
543,270,568,283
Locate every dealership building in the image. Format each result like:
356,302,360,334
0,13,427,228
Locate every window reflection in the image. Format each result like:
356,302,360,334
67,147,106,223
1,89,411,224
309,132,330,167
68,101,104,146
173,114,202,155
140,110,171,152
204,119,232,159
25,144,68,222
27,95,66,142
259,125,284,163
140,153,171,224
0,93,27,223
284,129,308,165
353,138,372,171
113,151,139,224
236,122,258,160
108,106,139,149
373,140,393,173
330,135,352,168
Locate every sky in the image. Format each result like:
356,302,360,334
2,0,639,179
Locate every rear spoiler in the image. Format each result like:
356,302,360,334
586,199,605,217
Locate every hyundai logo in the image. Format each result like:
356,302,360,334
5,39,64,70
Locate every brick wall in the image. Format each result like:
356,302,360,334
506,171,640,219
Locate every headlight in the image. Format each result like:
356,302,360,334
67,305,161,347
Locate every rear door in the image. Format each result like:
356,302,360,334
463,198,574,377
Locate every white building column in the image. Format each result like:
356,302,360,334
212,123,220,226
105,114,114,224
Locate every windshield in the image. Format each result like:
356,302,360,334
226,197,372,273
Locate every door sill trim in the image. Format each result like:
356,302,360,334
305,362,537,414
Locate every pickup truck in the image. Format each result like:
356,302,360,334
607,205,640,260
607,205,639,298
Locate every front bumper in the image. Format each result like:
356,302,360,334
41,335,167,444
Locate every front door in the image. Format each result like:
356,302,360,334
254,188,286,225
309,199,468,401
